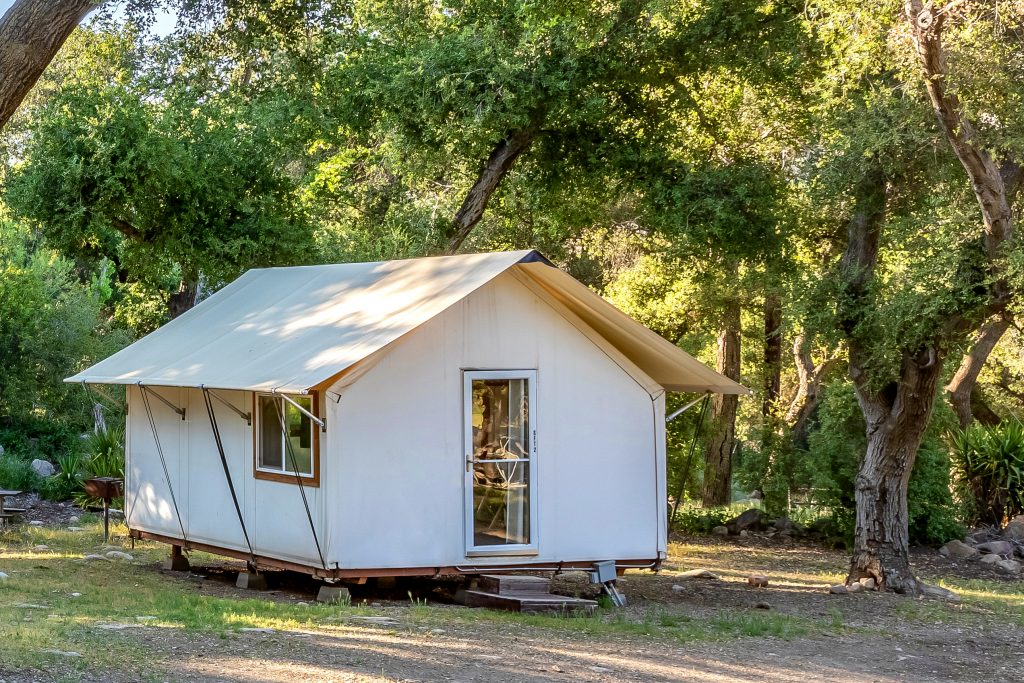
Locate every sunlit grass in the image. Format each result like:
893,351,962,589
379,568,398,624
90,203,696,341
407,603,813,642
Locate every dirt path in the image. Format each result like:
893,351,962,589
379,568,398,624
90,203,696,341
36,612,1018,683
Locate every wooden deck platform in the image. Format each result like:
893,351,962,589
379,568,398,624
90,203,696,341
456,574,599,615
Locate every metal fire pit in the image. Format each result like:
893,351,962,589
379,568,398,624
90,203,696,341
84,477,123,541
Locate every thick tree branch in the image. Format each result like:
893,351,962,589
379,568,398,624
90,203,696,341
110,217,143,241
443,128,534,254
946,315,1010,427
0,0,97,130
906,0,1014,283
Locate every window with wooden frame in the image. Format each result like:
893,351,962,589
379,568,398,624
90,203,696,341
254,393,320,486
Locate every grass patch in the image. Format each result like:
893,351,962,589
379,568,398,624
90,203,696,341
0,520,368,676
407,603,812,642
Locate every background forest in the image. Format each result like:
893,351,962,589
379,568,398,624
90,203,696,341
1,0,1023,588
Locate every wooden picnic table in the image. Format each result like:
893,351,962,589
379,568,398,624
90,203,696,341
0,489,24,524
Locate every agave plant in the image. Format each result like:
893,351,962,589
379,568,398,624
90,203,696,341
83,426,125,479
73,426,126,509
950,420,1024,526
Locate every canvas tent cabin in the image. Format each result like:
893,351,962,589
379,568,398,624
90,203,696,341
67,250,745,579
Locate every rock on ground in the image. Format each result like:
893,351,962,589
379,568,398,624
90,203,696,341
1003,515,1024,542
726,508,765,534
979,554,1001,566
975,540,1013,556
677,568,720,580
712,525,729,536
829,584,848,595
30,459,55,477
939,539,979,560
105,551,134,561
995,559,1021,574
550,571,603,599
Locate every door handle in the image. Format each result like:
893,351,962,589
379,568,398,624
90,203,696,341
466,456,473,473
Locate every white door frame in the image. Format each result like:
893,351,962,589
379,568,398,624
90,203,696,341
463,369,539,557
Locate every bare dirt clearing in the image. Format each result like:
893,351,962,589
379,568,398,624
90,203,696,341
1,525,1021,682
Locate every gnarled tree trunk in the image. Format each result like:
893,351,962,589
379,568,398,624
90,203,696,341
702,295,741,507
0,0,97,130
848,351,945,593
167,278,198,318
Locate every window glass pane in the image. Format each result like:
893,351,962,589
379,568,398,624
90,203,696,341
284,397,313,476
473,461,529,546
471,378,529,460
258,396,282,470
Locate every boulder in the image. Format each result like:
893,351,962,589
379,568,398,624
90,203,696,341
104,551,134,561
1004,515,1024,543
550,571,603,599
858,577,876,590
976,540,1013,556
939,540,979,561
979,553,1001,566
726,508,765,534
995,559,1022,574
712,525,729,536
30,459,55,477
846,581,864,593
829,584,848,595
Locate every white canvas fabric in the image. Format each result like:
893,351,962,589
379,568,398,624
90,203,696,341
67,250,747,395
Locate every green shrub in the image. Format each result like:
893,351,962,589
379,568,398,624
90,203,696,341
672,502,757,534
950,419,1024,526
0,455,40,491
38,452,85,501
0,416,81,461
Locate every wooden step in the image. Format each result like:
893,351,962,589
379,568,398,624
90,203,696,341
459,589,598,615
478,574,551,596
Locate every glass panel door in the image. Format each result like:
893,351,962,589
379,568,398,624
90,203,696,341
464,370,537,553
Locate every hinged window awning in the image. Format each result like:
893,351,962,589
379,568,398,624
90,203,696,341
66,250,748,396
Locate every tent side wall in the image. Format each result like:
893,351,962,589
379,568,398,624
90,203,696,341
326,272,666,570
125,386,328,567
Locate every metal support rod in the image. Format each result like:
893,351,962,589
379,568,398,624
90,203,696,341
204,387,252,425
81,381,125,411
139,384,186,420
273,391,325,430
666,392,711,423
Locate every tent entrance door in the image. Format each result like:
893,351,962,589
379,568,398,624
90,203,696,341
464,370,538,555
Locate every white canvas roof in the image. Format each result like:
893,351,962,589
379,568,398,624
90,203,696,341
67,250,747,395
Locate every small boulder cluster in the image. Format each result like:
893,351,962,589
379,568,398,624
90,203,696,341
711,508,804,539
938,515,1024,575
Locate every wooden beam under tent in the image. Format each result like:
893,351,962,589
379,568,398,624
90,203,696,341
129,529,660,580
